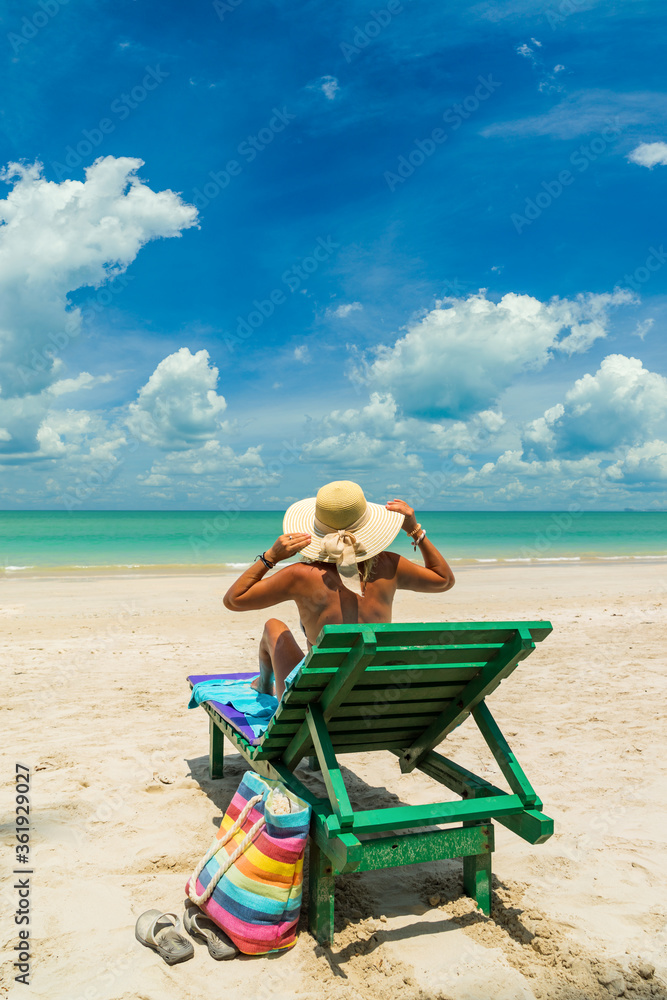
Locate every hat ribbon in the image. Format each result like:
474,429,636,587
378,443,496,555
317,529,368,578
314,507,370,578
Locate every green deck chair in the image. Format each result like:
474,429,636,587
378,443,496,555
188,620,553,945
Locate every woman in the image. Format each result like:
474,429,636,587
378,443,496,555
223,480,455,699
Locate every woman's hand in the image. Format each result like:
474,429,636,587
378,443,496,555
385,499,418,535
265,533,311,565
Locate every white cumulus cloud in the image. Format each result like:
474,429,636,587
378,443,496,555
36,409,127,463
139,440,278,490
299,391,505,476
436,352,667,504
326,392,504,453
0,394,53,460
301,430,422,471
0,156,198,400
524,354,667,458
627,141,667,168
456,449,608,505
517,42,535,61
319,76,340,100
329,302,362,318
126,348,227,450
49,372,114,396
293,345,311,363
608,440,667,483
356,289,633,419
0,401,126,484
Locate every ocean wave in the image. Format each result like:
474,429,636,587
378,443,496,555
5,553,667,575
64,563,143,569
535,557,581,562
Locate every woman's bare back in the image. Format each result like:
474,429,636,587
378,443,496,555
292,552,400,648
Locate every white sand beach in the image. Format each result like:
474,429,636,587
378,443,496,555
2,562,666,1000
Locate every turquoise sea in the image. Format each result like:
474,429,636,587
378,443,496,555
0,510,666,573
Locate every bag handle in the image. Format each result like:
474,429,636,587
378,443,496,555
187,792,265,906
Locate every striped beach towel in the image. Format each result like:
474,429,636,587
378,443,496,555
185,771,311,954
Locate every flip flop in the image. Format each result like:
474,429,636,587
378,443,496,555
183,904,238,960
135,909,194,965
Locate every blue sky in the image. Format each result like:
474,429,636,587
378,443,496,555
1,0,667,510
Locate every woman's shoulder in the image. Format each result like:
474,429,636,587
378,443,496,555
368,550,400,581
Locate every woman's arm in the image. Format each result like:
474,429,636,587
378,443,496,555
385,499,455,593
222,532,311,611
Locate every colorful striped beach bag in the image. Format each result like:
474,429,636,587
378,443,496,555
185,771,311,955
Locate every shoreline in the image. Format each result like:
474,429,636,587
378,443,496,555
3,553,667,578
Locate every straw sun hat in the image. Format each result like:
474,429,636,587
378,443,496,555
283,481,404,581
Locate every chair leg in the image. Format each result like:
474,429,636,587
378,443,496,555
463,851,492,916
308,839,335,946
307,755,321,772
209,718,224,779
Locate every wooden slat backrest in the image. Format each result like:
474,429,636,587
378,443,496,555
313,622,552,648
251,621,551,761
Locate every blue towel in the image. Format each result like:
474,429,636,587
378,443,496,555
188,657,305,738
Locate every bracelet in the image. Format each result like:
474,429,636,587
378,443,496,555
411,529,426,550
407,522,422,538
255,552,274,569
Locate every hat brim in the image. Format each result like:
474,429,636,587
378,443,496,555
283,498,404,563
